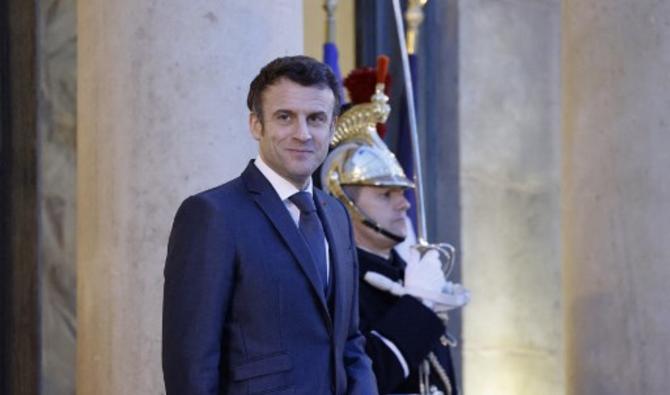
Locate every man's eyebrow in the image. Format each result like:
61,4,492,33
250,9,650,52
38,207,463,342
272,109,295,115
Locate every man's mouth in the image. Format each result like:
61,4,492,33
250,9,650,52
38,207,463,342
286,148,314,154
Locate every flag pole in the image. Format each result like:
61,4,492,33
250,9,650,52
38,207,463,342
324,0,337,43
322,0,345,106
405,0,428,55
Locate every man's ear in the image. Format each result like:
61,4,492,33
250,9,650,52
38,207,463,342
249,112,262,141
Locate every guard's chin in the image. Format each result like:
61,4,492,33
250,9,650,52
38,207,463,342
390,226,407,239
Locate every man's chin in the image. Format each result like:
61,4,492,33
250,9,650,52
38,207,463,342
286,163,318,179
285,168,316,186
388,222,407,237
389,227,407,239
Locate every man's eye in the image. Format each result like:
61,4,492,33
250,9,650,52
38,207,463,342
308,114,327,125
276,113,291,121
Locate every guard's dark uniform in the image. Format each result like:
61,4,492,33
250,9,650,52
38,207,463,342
357,248,459,395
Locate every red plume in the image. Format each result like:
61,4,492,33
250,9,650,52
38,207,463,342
342,55,392,138
376,55,389,85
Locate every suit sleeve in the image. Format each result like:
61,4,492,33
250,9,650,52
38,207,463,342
362,295,445,394
162,195,236,395
341,206,380,395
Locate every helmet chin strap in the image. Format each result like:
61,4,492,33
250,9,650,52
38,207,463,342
331,183,407,244
362,218,406,243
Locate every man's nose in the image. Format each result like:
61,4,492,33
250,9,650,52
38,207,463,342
293,118,311,141
396,193,411,211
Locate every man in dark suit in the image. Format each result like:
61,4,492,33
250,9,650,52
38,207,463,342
162,56,378,395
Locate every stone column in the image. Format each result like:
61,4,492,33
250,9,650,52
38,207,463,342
460,1,563,394
562,1,670,394
77,1,302,393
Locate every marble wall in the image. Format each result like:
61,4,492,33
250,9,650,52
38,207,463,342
38,0,77,393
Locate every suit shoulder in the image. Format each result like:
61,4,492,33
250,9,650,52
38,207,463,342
187,177,246,205
171,178,248,224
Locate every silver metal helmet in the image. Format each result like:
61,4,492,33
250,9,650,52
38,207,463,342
321,75,414,242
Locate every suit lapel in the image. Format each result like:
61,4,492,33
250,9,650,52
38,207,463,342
315,189,347,330
241,162,330,315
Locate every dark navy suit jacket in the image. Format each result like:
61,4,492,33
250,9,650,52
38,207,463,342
163,162,377,395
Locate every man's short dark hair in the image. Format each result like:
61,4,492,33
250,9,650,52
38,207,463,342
247,55,341,122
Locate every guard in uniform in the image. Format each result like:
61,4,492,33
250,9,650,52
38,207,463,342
321,62,469,395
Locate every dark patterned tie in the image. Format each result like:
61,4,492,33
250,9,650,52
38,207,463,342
289,191,328,294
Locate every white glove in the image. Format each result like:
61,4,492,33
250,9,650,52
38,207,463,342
404,248,446,308
364,271,470,311
442,281,467,296
434,281,471,314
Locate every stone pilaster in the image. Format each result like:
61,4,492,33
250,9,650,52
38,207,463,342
562,1,670,394
77,1,303,393
460,1,563,394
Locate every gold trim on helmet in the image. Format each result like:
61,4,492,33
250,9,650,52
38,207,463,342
330,83,391,148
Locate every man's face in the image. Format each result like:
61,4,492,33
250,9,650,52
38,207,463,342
249,78,336,189
351,186,410,252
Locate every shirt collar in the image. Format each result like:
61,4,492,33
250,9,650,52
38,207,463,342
254,155,313,201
